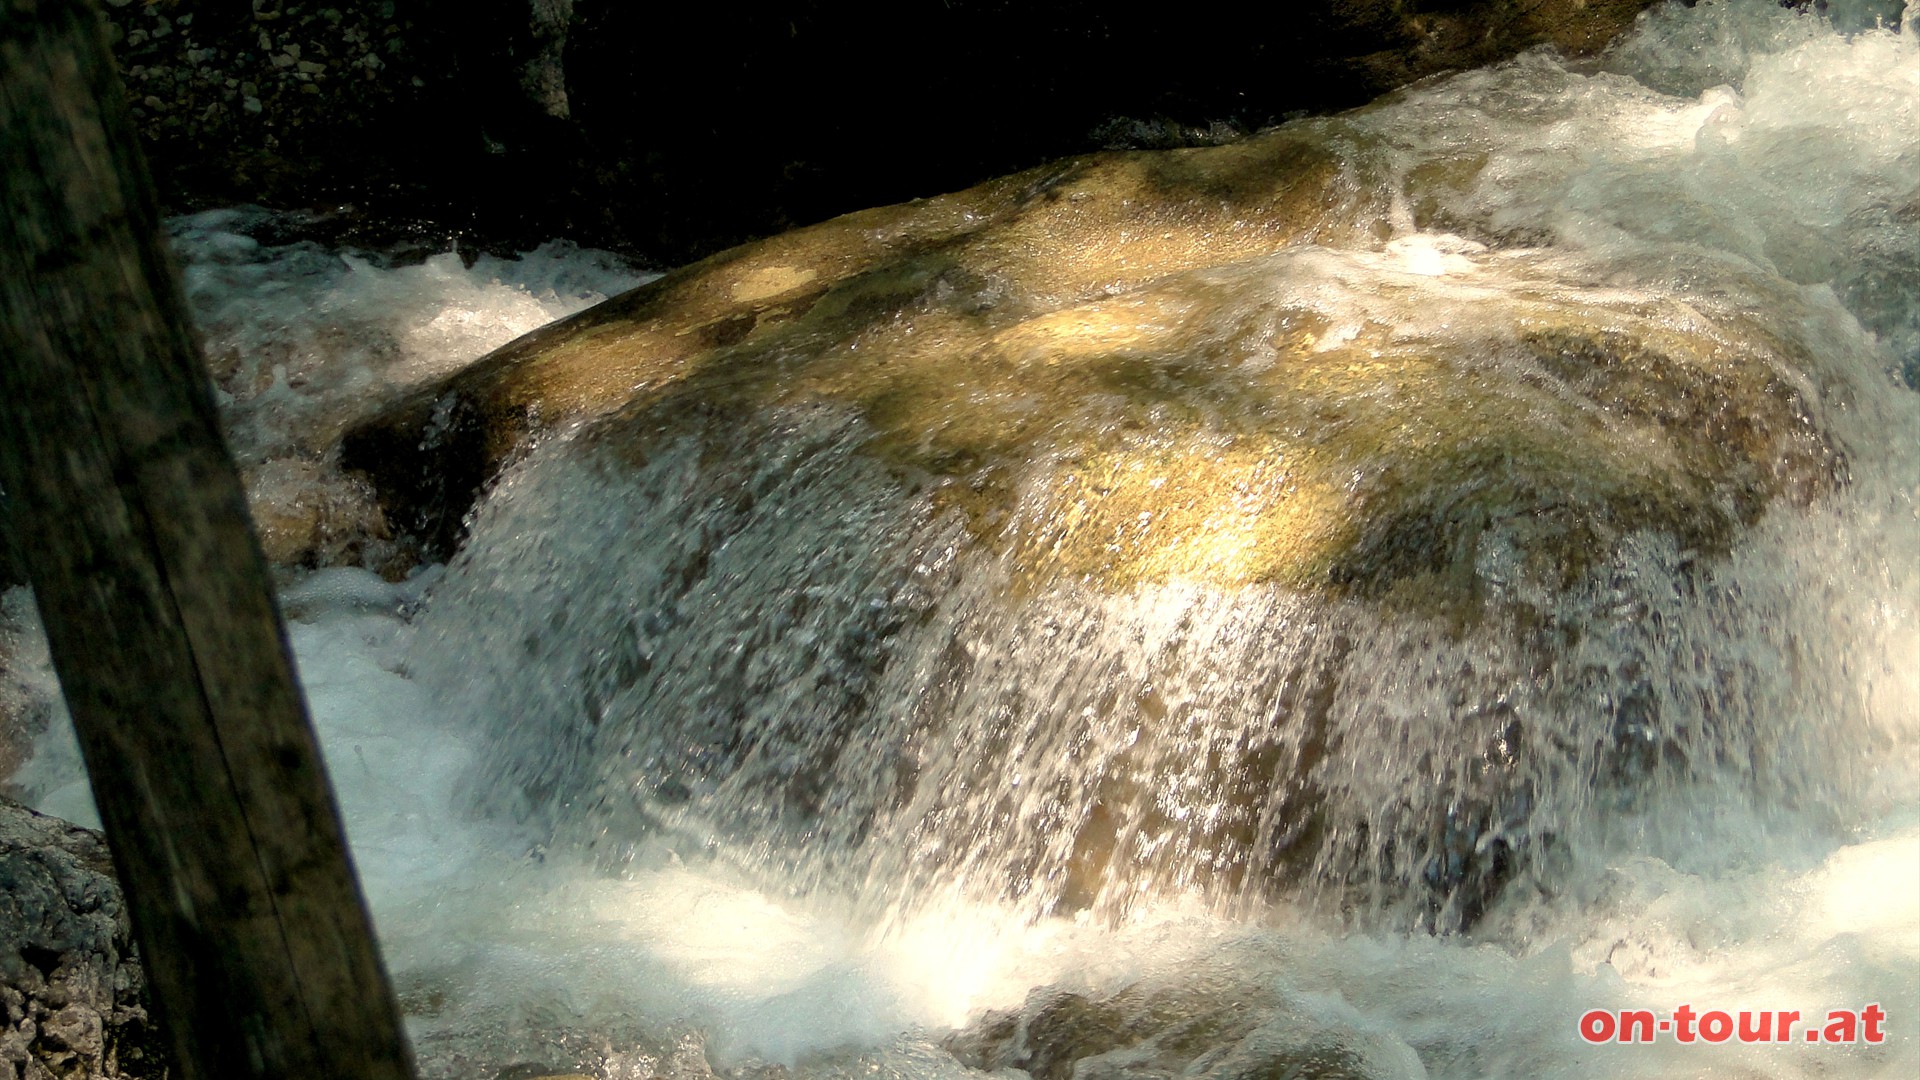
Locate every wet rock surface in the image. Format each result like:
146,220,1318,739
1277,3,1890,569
345,121,1847,608
0,799,162,1079
149,205,651,577
947,968,1426,1080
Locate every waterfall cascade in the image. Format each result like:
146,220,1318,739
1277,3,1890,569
1,2,1914,1078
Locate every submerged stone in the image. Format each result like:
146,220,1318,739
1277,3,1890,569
948,968,1426,1080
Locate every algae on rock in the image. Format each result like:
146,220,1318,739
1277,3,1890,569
345,121,1845,613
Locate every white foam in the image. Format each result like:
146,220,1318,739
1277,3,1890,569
4,3,1916,1077
172,210,657,466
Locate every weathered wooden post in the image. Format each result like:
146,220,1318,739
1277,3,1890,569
0,1,417,1076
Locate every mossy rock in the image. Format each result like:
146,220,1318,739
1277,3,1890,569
343,126,1391,558
344,124,1843,615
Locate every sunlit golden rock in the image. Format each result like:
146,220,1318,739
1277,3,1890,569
242,458,396,572
344,129,1844,611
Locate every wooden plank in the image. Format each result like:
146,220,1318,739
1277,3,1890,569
0,1,416,1076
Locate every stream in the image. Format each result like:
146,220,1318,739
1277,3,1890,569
3,2,1916,1078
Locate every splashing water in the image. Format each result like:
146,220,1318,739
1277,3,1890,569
5,3,1917,1078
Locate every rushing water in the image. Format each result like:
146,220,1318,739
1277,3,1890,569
3,2,1917,1078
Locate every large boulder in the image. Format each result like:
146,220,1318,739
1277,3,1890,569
343,121,1843,610
355,13,1897,926
363,89,1863,929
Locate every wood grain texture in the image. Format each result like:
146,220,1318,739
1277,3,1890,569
0,1,415,1076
